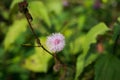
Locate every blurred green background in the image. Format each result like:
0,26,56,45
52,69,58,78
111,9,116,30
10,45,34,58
0,0,120,80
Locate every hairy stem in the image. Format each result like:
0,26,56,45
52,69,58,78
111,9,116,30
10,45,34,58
24,13,53,56
18,1,67,79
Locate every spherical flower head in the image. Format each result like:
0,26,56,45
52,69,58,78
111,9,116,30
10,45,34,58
46,33,65,53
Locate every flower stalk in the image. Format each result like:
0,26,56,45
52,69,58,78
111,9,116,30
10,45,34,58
18,1,67,79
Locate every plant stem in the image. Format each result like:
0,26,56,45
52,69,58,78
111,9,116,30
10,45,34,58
24,13,53,56
18,1,67,79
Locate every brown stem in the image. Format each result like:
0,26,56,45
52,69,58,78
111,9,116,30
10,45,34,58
53,53,67,80
24,13,53,56
18,1,67,79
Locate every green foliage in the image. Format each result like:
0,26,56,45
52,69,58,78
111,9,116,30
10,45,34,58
23,37,52,72
95,54,120,80
10,0,23,10
0,0,120,80
77,15,86,31
113,22,120,41
83,23,110,55
3,19,27,50
75,23,110,80
70,36,84,54
23,47,52,72
29,1,51,27
45,0,63,15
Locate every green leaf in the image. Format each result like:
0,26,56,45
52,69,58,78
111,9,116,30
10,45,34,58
23,37,52,72
95,54,120,80
29,1,51,27
3,19,27,50
85,53,98,67
117,16,120,22
113,23,120,41
75,54,85,80
10,0,23,16
8,64,27,73
75,53,98,80
77,15,86,31
45,0,63,15
83,22,110,55
10,0,23,10
84,0,94,8
70,35,85,55
102,0,109,3
75,23,110,80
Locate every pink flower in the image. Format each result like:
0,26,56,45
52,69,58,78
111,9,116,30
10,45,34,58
46,33,65,53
